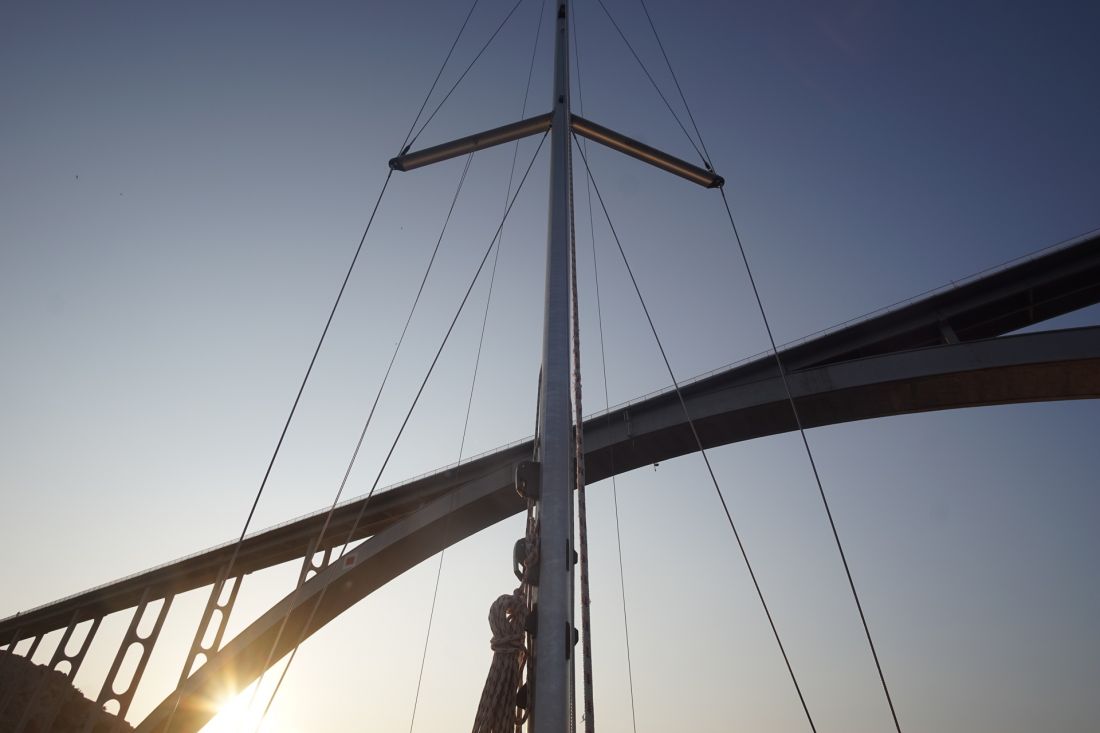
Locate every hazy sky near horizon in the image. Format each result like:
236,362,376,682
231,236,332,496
1,0,1099,731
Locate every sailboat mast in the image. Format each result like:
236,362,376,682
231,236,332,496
532,0,576,729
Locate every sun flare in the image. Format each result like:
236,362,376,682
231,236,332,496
200,691,279,733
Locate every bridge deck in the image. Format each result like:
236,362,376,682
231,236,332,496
3,230,1098,642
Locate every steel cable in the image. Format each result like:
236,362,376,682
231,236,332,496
571,7,639,729
591,0,707,166
407,505,448,733
219,0,488,604
400,0,485,152
246,152,477,726
574,137,820,732
719,188,904,733
636,4,904,728
254,132,550,728
162,2,487,728
634,0,714,169
408,2,549,729
162,168,392,732
407,0,530,150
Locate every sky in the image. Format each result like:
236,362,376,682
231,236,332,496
1,0,1099,731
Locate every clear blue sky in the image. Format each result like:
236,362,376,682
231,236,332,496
1,1,1098,731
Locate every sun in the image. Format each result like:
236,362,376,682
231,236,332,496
200,688,281,733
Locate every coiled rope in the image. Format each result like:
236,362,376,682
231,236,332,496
472,517,538,733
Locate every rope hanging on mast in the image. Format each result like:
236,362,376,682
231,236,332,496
472,456,543,732
471,515,538,733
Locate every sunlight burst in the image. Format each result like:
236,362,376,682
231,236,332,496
200,689,279,733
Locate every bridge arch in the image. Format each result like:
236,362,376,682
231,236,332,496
136,326,1100,731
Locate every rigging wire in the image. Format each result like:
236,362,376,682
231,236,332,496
573,137,820,733
719,189,905,733
162,171,392,733
246,151,477,722
323,152,475,563
634,4,904,729
400,0,484,152
213,0,486,590
459,0,548,472
570,4,638,730
633,0,713,169
407,2,549,729
590,0,707,167
254,131,551,728
218,170,391,594
343,128,544,590
223,0,483,595
407,0,530,150
406,492,448,733
158,1,491,728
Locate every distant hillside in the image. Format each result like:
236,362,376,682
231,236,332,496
0,653,133,732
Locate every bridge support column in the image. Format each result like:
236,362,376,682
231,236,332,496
23,633,43,660
1,626,21,653
87,588,174,730
0,628,26,716
178,567,242,685
13,609,103,732
47,609,103,680
296,534,332,587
